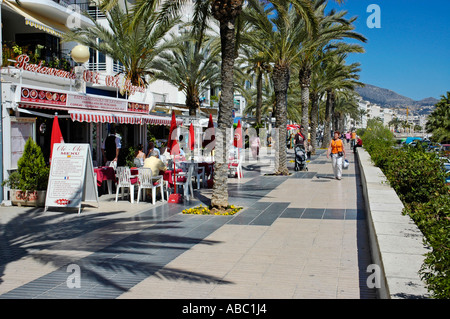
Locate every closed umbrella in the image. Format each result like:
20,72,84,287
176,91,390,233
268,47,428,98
189,123,195,152
234,120,243,149
167,110,180,156
167,111,182,203
202,113,215,152
50,113,64,164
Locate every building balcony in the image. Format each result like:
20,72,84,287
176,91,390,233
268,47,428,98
4,0,94,28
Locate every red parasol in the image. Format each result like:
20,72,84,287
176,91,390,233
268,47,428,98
189,123,195,151
167,111,182,203
50,114,64,164
202,113,215,150
234,120,243,149
167,110,180,156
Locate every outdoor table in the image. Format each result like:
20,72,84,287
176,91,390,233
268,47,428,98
94,166,115,194
163,169,183,187
198,162,214,178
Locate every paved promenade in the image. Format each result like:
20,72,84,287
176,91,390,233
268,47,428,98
0,142,377,299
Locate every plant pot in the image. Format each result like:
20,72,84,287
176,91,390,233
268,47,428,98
10,189,46,207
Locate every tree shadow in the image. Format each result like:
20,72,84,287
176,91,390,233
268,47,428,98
0,203,233,298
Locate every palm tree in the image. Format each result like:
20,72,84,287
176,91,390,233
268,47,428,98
244,0,317,175
321,53,363,148
297,0,366,132
332,89,360,132
238,44,272,126
64,2,180,88
150,37,221,116
140,0,243,209
426,92,450,143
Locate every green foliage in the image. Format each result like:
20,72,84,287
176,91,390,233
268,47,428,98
2,138,49,191
361,118,395,154
364,127,450,298
404,196,450,299
426,92,450,144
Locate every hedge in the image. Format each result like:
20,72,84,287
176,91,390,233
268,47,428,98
362,121,450,299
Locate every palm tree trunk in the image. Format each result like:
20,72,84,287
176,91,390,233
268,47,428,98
309,93,318,155
186,88,200,117
211,1,242,209
299,66,311,130
256,70,262,125
322,89,333,148
272,64,290,175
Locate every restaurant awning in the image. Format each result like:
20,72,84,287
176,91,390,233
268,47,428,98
18,104,183,126
3,0,69,38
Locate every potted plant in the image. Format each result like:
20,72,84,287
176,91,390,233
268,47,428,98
2,138,50,207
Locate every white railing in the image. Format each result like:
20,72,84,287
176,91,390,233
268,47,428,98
87,62,107,72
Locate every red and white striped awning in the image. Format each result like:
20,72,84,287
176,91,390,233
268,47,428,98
142,114,183,126
18,104,183,126
69,110,115,123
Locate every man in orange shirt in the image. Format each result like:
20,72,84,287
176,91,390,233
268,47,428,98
351,130,357,150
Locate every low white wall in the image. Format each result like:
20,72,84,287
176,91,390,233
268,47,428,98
357,147,430,299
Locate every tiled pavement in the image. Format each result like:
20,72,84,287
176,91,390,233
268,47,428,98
0,144,377,299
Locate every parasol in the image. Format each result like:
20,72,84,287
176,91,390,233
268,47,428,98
50,113,64,164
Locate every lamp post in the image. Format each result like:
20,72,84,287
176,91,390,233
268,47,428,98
70,44,90,93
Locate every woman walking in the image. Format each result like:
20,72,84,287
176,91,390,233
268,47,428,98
326,131,346,180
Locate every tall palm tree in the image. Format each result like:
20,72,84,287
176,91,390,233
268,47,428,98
141,0,243,209
426,92,450,143
321,53,363,147
64,2,180,88
297,0,366,133
332,89,360,132
245,0,317,175
237,44,272,126
150,37,221,116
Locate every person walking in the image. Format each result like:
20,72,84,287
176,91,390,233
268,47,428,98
345,131,351,145
102,127,121,166
350,130,357,149
250,134,261,160
327,131,346,180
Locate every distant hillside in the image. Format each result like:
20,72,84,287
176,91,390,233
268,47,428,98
355,84,439,113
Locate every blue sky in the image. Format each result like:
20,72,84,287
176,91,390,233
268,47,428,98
326,0,450,101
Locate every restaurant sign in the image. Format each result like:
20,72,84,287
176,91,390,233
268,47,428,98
14,54,145,95
20,86,150,113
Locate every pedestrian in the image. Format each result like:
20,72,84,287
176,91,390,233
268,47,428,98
353,136,363,153
147,141,160,158
326,131,346,180
101,127,121,166
250,133,260,160
294,126,308,150
134,144,146,167
345,131,351,144
143,150,168,176
350,130,356,149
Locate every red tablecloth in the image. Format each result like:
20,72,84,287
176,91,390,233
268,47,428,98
198,162,214,176
94,167,115,187
163,169,183,187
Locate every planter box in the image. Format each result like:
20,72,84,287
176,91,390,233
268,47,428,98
10,190,46,207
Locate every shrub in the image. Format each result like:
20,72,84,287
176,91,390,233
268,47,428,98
2,138,49,192
363,128,450,298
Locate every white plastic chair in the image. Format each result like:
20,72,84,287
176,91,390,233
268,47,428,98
115,167,136,203
228,156,243,179
175,163,194,200
180,162,205,189
136,168,165,204
108,160,117,170
194,164,206,188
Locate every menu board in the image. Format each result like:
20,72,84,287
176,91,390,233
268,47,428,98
45,144,98,214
